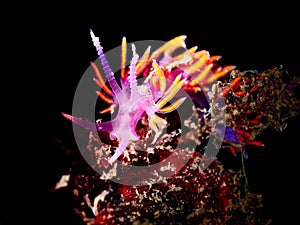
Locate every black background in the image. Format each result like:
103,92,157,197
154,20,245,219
3,3,299,225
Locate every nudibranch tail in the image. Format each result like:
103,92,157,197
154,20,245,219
109,141,128,164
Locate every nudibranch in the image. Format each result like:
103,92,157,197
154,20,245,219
62,30,235,163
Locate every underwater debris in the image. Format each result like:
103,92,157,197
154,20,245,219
219,66,300,155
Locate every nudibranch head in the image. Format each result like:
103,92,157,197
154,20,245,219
62,30,235,163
